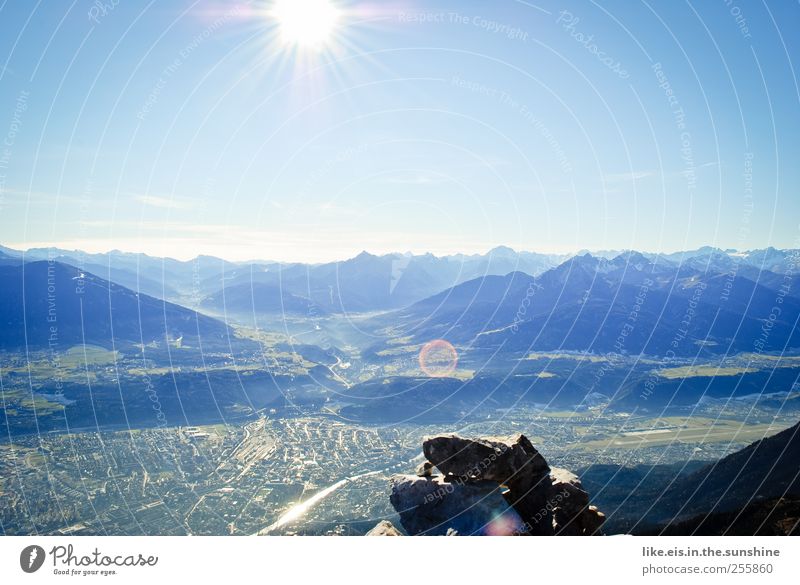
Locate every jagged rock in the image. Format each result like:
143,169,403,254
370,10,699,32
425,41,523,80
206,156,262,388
423,434,549,484
390,474,526,536
366,520,403,536
549,467,589,534
423,434,554,534
581,506,606,535
548,468,605,535
391,434,605,536
550,467,588,502
416,461,435,477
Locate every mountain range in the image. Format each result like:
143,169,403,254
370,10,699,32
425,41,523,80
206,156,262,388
3,244,797,316
3,244,799,359
377,250,800,357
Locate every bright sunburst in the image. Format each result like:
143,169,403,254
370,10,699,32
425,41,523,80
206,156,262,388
272,0,340,49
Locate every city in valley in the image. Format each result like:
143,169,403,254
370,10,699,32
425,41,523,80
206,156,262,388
2,364,796,535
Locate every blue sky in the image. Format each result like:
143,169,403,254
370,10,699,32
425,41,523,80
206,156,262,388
0,0,798,261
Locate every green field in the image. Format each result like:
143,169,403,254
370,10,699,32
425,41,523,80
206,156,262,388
576,417,785,450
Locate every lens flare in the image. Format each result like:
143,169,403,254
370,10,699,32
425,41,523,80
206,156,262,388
419,339,458,377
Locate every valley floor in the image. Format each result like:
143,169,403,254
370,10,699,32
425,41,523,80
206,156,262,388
2,405,796,536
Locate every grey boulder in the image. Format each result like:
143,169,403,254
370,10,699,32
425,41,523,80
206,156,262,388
390,474,526,536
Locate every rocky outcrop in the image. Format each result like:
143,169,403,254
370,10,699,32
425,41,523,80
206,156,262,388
389,434,605,536
390,475,526,536
549,467,606,535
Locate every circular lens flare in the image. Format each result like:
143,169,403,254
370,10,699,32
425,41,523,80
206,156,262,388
272,0,340,48
419,339,458,378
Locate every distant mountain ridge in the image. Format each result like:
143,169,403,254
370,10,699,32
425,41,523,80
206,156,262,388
3,245,797,312
0,245,570,311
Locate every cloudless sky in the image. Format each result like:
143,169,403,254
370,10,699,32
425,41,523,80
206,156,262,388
0,0,798,261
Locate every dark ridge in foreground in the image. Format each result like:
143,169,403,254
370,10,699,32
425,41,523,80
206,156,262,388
637,497,800,536
649,420,800,525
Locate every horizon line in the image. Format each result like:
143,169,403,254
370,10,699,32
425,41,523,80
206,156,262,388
1,241,794,266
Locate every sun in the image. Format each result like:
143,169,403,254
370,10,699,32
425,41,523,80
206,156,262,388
271,0,340,49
